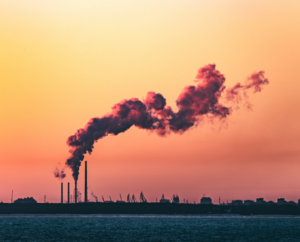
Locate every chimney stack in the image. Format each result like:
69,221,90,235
61,182,63,204
68,182,70,204
75,180,77,203
85,161,87,203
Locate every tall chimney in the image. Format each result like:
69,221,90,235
68,182,70,204
75,180,77,203
61,182,63,204
85,161,87,203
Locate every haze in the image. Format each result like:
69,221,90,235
0,0,299,203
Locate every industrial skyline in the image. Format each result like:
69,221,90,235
1,0,300,204
7,161,300,206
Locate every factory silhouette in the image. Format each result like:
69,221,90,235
20,64,270,215
2,66,294,214
56,161,300,206
4,161,300,215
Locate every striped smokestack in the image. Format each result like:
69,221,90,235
85,161,87,203
61,182,63,204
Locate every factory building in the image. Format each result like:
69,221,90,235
256,198,265,204
244,200,255,205
232,200,243,206
172,195,179,204
160,194,170,203
14,197,37,203
277,198,286,205
200,197,212,204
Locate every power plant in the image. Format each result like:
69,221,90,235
5,160,300,215
61,161,88,204
57,161,300,208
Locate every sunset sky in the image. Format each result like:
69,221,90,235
1,0,300,204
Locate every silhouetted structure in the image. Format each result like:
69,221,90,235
172,194,180,204
256,198,265,204
160,194,170,203
61,183,63,204
2,202,300,214
85,161,87,203
102,196,114,203
75,181,77,203
244,200,255,205
140,192,147,203
14,197,37,203
116,194,125,203
277,198,286,205
232,200,243,206
91,192,98,202
5,192,300,214
68,183,70,204
200,197,212,204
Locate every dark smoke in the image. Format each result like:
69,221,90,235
53,168,66,180
64,64,268,181
225,71,269,103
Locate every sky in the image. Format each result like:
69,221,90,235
0,0,300,204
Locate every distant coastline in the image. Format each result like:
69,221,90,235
1,203,300,215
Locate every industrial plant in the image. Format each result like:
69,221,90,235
2,161,300,215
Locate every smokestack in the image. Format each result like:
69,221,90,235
61,182,63,204
68,182,70,204
75,180,77,203
85,161,87,203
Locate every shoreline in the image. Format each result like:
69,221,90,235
1,203,300,215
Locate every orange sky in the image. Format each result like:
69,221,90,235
0,0,300,203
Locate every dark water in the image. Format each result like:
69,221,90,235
1,215,300,241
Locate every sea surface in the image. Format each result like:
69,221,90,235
0,214,300,241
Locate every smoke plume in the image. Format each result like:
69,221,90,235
53,168,66,180
64,64,268,181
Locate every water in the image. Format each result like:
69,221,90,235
1,214,300,241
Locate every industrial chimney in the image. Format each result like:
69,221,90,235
61,182,63,204
75,181,77,203
85,161,87,203
68,182,70,204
